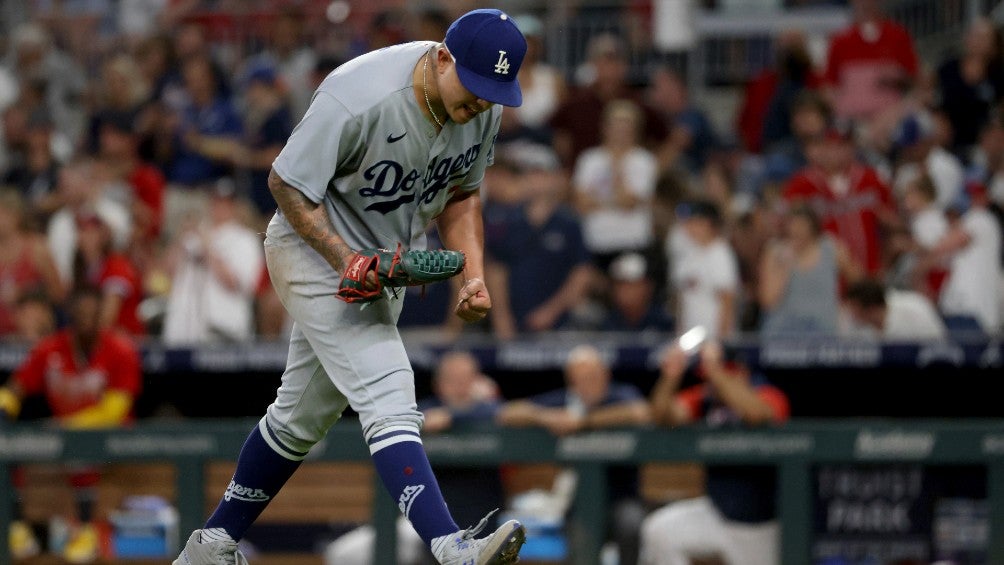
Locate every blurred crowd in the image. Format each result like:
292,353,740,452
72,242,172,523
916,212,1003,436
0,0,1002,346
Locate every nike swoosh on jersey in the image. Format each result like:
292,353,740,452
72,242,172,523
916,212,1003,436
387,132,407,143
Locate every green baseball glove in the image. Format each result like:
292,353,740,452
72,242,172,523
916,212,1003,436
335,244,466,304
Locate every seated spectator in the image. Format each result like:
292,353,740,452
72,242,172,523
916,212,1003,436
117,0,170,45
759,206,863,336
418,352,506,532
163,54,242,237
72,207,145,336
891,111,964,210
30,0,111,73
46,159,131,289
668,200,739,338
13,291,56,344
487,150,594,338
162,179,263,344
823,0,919,122
3,23,87,146
969,107,1004,198
740,29,822,153
0,190,64,338
133,34,177,105
648,66,721,173
324,352,504,565
937,17,1004,155
641,339,789,565
498,345,651,565
189,64,294,223
729,196,783,332
550,33,667,168
237,65,292,221
0,285,142,563
900,174,949,298
2,108,63,226
0,100,27,177
86,53,150,154
930,181,1003,335
244,7,317,121
967,112,1004,232
420,352,500,432
761,91,831,184
903,174,949,250
601,252,674,332
783,123,897,276
96,111,165,262
573,99,658,270
843,278,946,339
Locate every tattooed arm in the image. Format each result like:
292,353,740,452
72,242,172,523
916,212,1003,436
268,168,354,272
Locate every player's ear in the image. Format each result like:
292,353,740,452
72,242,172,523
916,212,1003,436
437,45,452,70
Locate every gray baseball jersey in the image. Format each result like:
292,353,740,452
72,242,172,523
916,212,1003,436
271,41,501,256
260,41,503,451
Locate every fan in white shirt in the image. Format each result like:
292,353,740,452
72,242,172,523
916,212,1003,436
901,174,948,250
668,200,739,338
929,182,1003,333
573,99,657,268
843,279,946,339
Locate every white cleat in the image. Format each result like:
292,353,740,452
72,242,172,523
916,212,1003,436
173,530,249,565
432,510,526,565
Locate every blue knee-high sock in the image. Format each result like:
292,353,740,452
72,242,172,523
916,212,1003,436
204,425,301,541
370,430,458,544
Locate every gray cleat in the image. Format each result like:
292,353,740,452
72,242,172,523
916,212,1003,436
173,530,249,565
432,511,526,565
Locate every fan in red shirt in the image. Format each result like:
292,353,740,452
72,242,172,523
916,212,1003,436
782,124,897,276
0,285,142,562
96,111,165,285
73,209,145,336
824,0,919,121
97,112,164,242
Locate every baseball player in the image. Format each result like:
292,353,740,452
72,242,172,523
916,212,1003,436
174,9,527,565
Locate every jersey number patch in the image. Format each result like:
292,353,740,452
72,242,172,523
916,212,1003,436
494,50,510,75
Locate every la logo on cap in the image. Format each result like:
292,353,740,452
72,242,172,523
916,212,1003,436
494,51,510,75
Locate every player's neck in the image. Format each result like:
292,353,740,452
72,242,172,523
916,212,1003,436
413,48,447,129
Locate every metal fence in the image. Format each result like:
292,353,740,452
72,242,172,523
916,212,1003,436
539,0,1001,95
2,0,1000,92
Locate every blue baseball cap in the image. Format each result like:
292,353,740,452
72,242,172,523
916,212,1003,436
445,9,527,107
243,63,277,87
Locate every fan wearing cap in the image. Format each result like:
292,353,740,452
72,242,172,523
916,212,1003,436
601,252,674,332
174,9,529,565
890,111,964,210
72,206,145,336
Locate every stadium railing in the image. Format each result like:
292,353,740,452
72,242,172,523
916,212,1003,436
3,420,1004,565
1,331,1000,375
